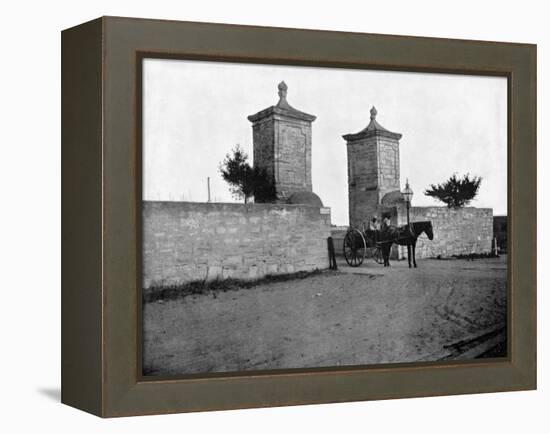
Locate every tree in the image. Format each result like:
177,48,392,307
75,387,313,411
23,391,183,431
219,145,253,203
424,173,482,208
219,145,277,203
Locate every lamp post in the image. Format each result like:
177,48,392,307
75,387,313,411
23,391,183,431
402,179,414,228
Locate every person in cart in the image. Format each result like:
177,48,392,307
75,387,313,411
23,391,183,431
380,213,394,240
367,216,381,243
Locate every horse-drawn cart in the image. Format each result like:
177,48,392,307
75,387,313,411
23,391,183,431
343,221,434,268
342,228,385,267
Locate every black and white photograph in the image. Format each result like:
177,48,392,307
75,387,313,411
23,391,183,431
2,0,544,428
141,58,508,376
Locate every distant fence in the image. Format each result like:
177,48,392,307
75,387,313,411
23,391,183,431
142,201,331,289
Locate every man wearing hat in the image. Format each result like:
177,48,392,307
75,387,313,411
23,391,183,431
368,215,381,243
380,212,393,240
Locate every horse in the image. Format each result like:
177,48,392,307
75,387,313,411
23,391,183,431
379,221,434,268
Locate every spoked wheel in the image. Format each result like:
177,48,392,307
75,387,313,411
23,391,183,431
371,246,384,264
343,229,366,267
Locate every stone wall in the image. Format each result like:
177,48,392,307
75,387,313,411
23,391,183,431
397,206,493,259
346,136,401,228
347,138,379,227
377,137,400,198
251,118,276,185
142,201,331,289
249,82,315,203
275,118,312,196
252,115,313,201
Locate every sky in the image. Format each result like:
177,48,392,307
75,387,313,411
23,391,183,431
143,58,507,226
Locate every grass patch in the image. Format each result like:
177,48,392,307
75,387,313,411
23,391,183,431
143,269,329,303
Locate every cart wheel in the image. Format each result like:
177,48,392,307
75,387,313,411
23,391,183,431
343,229,366,267
373,246,384,264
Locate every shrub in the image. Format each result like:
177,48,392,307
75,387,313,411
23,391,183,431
424,173,482,208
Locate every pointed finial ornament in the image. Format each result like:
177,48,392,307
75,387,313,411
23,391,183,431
370,106,378,120
278,81,288,101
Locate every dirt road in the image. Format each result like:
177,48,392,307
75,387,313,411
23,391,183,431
143,256,507,376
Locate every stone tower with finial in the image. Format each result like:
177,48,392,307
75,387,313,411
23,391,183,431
343,107,403,228
248,81,316,203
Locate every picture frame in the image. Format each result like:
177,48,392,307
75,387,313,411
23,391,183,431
61,16,536,417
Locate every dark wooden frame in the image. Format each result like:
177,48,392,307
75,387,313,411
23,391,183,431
62,16,537,417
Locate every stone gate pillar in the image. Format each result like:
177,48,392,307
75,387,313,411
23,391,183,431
343,107,403,228
248,82,316,202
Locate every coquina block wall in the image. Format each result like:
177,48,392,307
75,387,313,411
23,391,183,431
396,206,493,259
248,81,316,202
344,107,402,229
142,201,331,289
